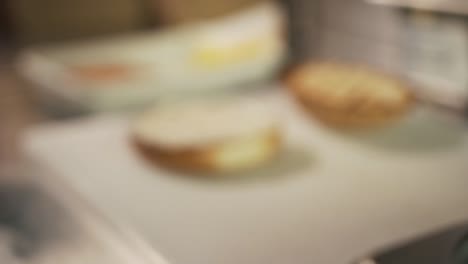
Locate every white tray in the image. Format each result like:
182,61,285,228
23,90,468,264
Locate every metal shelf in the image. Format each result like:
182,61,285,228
366,0,468,16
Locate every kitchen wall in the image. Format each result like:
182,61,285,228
7,0,150,44
5,0,266,45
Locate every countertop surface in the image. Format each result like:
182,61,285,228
23,89,468,264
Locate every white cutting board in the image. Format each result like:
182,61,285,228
23,90,468,264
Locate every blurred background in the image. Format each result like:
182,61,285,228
1,0,468,159
1,0,468,264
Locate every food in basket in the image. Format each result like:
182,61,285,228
132,97,281,173
285,62,413,127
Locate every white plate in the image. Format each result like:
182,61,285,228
16,1,285,113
